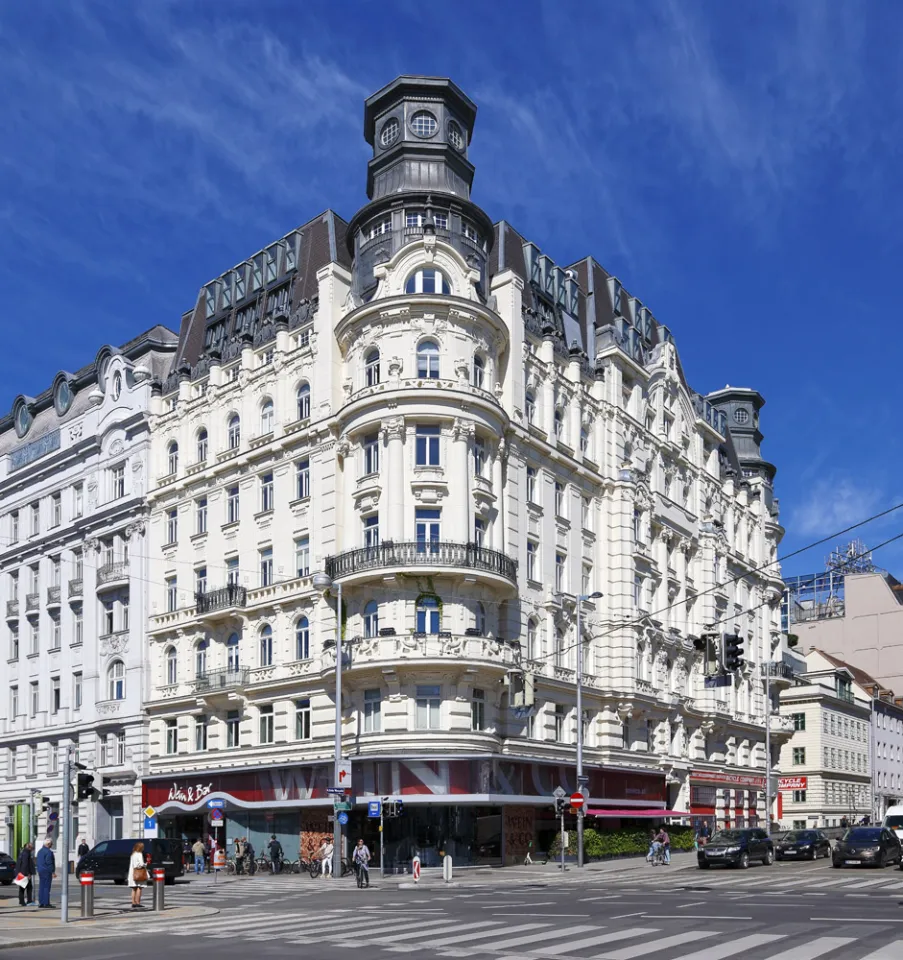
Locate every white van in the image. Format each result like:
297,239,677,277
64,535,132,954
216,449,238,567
882,805,903,841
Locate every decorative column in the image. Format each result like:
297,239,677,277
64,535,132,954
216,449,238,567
452,418,474,542
492,439,506,549
383,418,405,542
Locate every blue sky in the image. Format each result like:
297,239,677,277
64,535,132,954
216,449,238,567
0,0,899,577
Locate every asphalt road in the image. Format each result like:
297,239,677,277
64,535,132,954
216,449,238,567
4,859,903,960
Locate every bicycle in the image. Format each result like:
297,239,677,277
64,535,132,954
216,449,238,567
309,856,350,878
355,860,370,888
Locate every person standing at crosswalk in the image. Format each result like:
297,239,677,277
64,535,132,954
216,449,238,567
319,838,334,878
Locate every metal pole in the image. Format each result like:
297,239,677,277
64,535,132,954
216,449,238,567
764,662,771,834
333,580,343,880
380,800,385,879
560,810,565,872
576,598,584,868
61,749,70,924
29,791,36,901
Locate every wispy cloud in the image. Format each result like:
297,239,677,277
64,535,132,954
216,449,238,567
793,475,887,539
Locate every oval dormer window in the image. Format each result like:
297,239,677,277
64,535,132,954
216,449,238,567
410,111,437,138
734,408,750,425
111,371,122,401
380,117,399,147
14,404,32,438
405,268,451,295
55,379,73,416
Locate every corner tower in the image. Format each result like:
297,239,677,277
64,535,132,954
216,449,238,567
347,75,494,303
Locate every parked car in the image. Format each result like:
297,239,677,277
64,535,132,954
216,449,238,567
882,804,903,842
698,828,774,869
775,830,831,861
76,838,184,885
0,850,15,885
832,827,902,869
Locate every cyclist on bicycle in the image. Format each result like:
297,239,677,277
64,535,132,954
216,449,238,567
353,838,371,887
267,835,283,874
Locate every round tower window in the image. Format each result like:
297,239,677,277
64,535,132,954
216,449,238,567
55,379,73,415
448,121,465,151
734,408,750,424
379,117,399,147
410,111,438,138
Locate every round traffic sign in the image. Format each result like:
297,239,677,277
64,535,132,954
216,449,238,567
570,792,585,808
209,808,224,822
337,811,349,825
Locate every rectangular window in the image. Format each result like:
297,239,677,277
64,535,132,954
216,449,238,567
226,486,240,524
10,685,18,719
195,566,207,596
554,704,566,742
196,497,208,535
633,508,643,544
296,459,310,500
416,685,441,730
102,599,115,635
49,742,58,775
473,437,486,476
582,564,592,596
31,502,39,536
30,620,38,655
30,681,39,717
165,719,178,755
9,572,17,601
634,574,644,610
10,510,18,542
554,481,564,517
73,674,82,711
74,607,83,645
260,472,274,512
111,464,125,499
792,712,806,731
73,481,84,516
471,688,486,731
363,516,379,549
555,553,566,593
415,426,440,466
51,493,61,527
295,699,311,740
363,689,381,734
793,747,806,766
582,497,591,530
526,466,537,503
29,743,37,775
29,564,38,593
415,508,441,552
195,716,208,752
9,626,18,661
121,596,129,631
115,731,125,765
166,508,178,545
50,616,60,650
166,577,177,612
259,705,274,744
226,558,239,587
295,537,310,578
226,710,240,748
473,517,485,549
73,549,83,579
51,556,61,587
527,541,538,581
51,677,60,715
259,548,273,587
363,433,380,475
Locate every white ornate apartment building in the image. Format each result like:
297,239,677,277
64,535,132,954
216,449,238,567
0,328,177,856
142,76,789,864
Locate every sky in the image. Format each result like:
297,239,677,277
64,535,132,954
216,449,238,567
0,0,900,578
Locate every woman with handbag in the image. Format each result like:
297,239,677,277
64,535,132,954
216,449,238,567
128,842,148,909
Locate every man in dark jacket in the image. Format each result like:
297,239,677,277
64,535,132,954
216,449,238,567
77,838,90,858
35,839,56,908
15,843,34,906
267,835,283,873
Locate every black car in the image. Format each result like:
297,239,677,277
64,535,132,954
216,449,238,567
775,830,831,861
832,827,902,869
76,838,184,885
698,828,774,869
0,850,14,885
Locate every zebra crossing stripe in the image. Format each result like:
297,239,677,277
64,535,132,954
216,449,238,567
595,930,720,959
661,933,785,960
367,920,503,946
842,878,893,889
203,911,347,939
529,927,660,955
859,942,903,959
480,924,598,952
388,923,542,952
757,936,856,960
242,914,367,941
300,917,461,944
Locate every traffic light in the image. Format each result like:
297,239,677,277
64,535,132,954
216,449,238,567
723,634,744,672
698,633,720,676
38,794,50,816
396,799,403,817
101,776,113,799
555,797,568,816
382,799,405,818
77,773,95,801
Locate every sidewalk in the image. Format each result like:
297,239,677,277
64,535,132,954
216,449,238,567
0,899,219,950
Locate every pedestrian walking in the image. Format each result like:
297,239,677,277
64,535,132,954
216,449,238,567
192,838,206,875
353,839,371,887
128,842,148,909
318,838,334,878
15,842,34,906
645,830,657,863
77,838,90,858
234,836,245,875
698,821,710,848
35,839,56,908
267,835,283,874
243,837,255,875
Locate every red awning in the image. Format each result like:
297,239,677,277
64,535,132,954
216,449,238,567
586,808,689,818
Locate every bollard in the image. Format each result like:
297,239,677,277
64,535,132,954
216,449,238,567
152,867,166,912
79,871,94,918
442,854,453,884
412,855,421,884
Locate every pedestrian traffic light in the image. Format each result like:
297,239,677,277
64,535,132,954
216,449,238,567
38,794,50,815
101,776,113,799
555,797,568,816
76,773,95,801
723,634,744,672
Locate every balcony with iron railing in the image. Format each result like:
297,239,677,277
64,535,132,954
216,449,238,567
195,584,248,616
325,541,517,588
97,562,129,590
763,661,796,686
191,667,249,695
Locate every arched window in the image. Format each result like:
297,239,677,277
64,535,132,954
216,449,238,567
363,601,379,639
365,349,380,388
472,355,485,389
525,390,536,423
226,632,240,673
260,399,274,435
405,268,450,295
227,415,241,450
196,428,208,463
108,660,125,701
295,616,310,660
526,619,538,660
475,602,486,636
167,441,179,476
416,596,440,635
165,646,178,685
259,625,273,667
296,383,311,421
416,340,440,379
195,639,208,679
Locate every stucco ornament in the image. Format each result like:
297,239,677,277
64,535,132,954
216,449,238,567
101,634,130,657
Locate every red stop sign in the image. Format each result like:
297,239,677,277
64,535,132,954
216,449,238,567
570,792,585,808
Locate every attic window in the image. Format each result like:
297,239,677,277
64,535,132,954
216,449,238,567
734,408,750,425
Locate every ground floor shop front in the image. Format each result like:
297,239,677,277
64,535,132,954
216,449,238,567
143,757,668,867
688,769,765,834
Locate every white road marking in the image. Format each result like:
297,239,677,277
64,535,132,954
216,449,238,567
760,937,855,960
596,931,719,960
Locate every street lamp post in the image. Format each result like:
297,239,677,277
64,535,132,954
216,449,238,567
313,571,343,880
575,591,603,868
